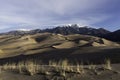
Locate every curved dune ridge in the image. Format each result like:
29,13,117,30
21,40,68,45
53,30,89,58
102,38,119,46
0,33,119,58
79,40,89,46
20,35,37,44
92,42,106,47
53,41,77,49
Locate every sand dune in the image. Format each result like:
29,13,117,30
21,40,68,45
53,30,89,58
53,41,77,49
0,49,4,54
0,33,119,58
79,40,89,46
102,38,119,46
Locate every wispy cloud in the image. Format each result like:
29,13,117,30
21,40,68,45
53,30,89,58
0,0,119,32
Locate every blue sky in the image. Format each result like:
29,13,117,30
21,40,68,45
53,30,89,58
0,0,120,32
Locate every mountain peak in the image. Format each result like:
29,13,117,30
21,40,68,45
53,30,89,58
17,29,31,31
59,24,87,28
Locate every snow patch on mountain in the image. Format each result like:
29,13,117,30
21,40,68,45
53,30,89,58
17,29,31,31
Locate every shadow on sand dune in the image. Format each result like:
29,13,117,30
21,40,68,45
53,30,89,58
0,47,120,64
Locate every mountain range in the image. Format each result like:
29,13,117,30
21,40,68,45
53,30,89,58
0,24,120,42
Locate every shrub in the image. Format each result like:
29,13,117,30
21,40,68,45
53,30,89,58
103,59,112,70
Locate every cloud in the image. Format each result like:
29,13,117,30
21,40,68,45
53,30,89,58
0,0,119,32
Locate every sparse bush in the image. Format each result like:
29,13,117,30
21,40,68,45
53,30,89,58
103,59,112,70
60,59,69,71
18,61,25,74
49,60,57,67
0,58,113,76
60,70,66,77
88,63,96,70
25,60,38,75
76,63,84,74
0,66,2,73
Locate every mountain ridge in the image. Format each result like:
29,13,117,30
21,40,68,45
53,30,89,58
0,24,119,42
101,29,120,42
0,24,110,35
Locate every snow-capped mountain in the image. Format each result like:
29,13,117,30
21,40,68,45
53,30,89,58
1,24,120,42
0,24,110,36
42,24,110,36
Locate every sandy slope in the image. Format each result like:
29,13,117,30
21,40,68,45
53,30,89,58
0,33,119,58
